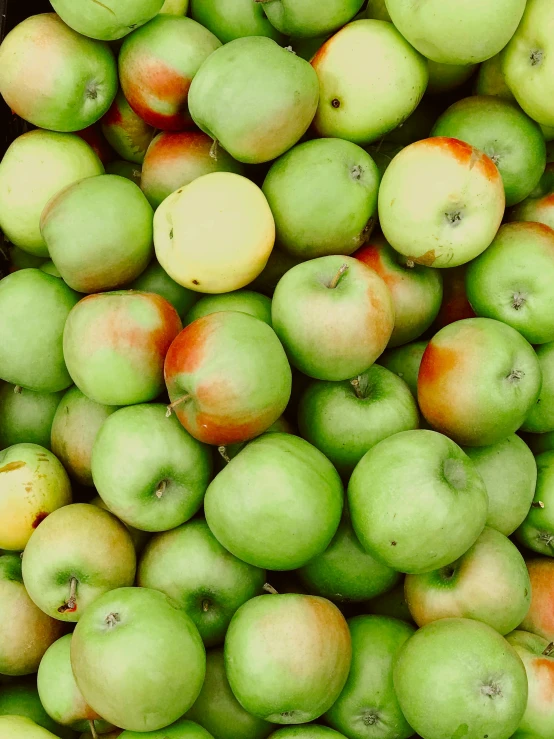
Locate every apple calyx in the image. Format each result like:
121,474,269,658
350,164,363,181
481,681,502,698
13,385,22,394
543,642,554,656
512,292,527,311
166,394,191,418
58,576,78,614
89,720,99,739
445,210,463,227
328,263,349,289
538,531,554,548
362,711,379,726
218,446,231,463
105,612,121,628
263,583,279,595
530,49,544,67
506,368,524,384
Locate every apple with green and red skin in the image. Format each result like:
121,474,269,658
63,290,182,406
520,559,554,643
515,452,554,557
0,14,117,133
189,0,284,43
522,342,554,433
510,162,554,230
0,678,74,739
90,496,150,555
378,341,427,399
75,124,115,166
105,160,142,185
225,593,351,724
119,15,221,131
127,261,199,320
101,90,155,164
0,383,63,451
431,264,476,331
185,290,272,327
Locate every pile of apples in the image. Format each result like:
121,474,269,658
2,1,554,739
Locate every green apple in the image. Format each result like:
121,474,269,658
383,100,438,146
386,0,526,65
510,162,554,231
378,341,428,398
311,20,428,145
0,14,117,132
159,0,189,13
71,587,205,731
0,678,74,739
91,404,212,532
463,435,537,536
214,415,294,472
119,718,213,739
268,729,344,739
418,318,542,446
189,0,284,43
0,130,103,256
287,35,329,62
475,53,516,100
22,504,136,622
0,384,63,450
224,593,351,723
0,443,72,552
431,264,476,330
258,0,363,38
325,615,414,739
427,61,477,95
523,343,554,433
100,90,155,164
186,648,275,739
348,429,488,574
9,247,47,272
515,451,554,556
520,558,554,644
0,716,61,739
364,0,390,21
105,161,141,185
378,138,505,268
364,143,404,178
127,260,199,319
0,554,64,676
365,581,414,624
524,430,554,455
297,365,418,476
393,618,528,739
204,433,343,570
39,262,62,279
90,496,150,555
50,0,164,40
184,290,272,327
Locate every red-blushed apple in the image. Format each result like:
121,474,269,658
22,504,136,622
204,433,343,570
520,559,554,643
0,554,64,676
475,53,516,100
377,341,428,399
418,318,542,446
50,0,164,41
431,264,476,331
523,342,554,433
348,429,488,574
0,716,61,738
63,290,182,406
297,365,418,476
405,527,531,635
466,222,554,345
71,587,206,731
510,162,554,230
378,137,505,268
224,593,351,723
0,384,63,451
259,0,363,37
271,256,394,381
354,234,443,347
324,615,415,739
0,443,71,552
0,14,117,132
0,678,74,738
393,618,528,739
100,90,155,164
127,260,199,320
311,20,428,145
189,0,284,43
426,61,477,95
75,124,114,166
118,15,221,130
164,311,291,445
141,131,243,209
184,290,272,327
118,718,214,739
515,452,554,557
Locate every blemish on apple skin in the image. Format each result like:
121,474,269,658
32,512,48,528
0,460,25,473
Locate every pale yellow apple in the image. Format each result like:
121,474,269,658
0,716,59,739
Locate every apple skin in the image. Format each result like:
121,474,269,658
22,504,136,623
248,248,303,298
138,518,265,646
9,248,47,273
431,264,476,331
311,20,428,145
366,581,414,625
0,443,72,552
189,0,284,43
475,53,516,101
119,718,213,739
100,90,155,164
0,14,117,133
141,131,243,210
297,364,418,477
224,593,351,724
377,341,428,399
523,430,554,456
324,615,414,739
466,222,554,344
119,15,221,131
426,61,477,95
50,0,164,41
386,0,526,65
418,318,542,447
260,0,363,38
378,137,505,268
0,130,104,256
127,260,199,320
393,618,528,739
105,160,142,185
348,429,488,574
463,435,537,536
159,0,189,13
41,175,154,294
164,312,291,446
523,342,554,433
90,496,150,556
0,384,63,451
0,554,65,677
204,433,343,570
510,162,554,231
268,729,345,739
63,291,182,406
515,451,554,557
0,679,74,739
186,647,275,739
92,404,212,532
184,291,272,327
71,587,205,732
520,558,554,643
272,255,394,382
0,716,62,738
75,124,115,166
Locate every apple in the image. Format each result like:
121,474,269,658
510,162,554,231
0,443,72,552
141,131,243,210
297,364,419,476
427,61,477,95
127,260,199,319
515,451,554,556
41,175,154,294
188,38,319,164
418,318,542,446
119,15,221,131
463,435,537,536
184,290,272,327
90,496,150,555
431,264,476,330
100,90,155,164
378,341,428,398
364,0,390,21
0,554,64,676
159,0,189,13
105,160,142,185
386,0,526,65
366,581,413,624
224,593,351,723
186,647,275,739
75,124,115,166
348,429,488,574
382,101,438,147
519,558,554,642
311,20,428,145
0,384,63,451
0,679,74,739
0,716,61,739
204,433,343,570
39,263,62,279
155,173,275,293
466,223,554,345
268,729,345,739
522,342,554,433
63,290,182,406
258,0,363,38
8,248,47,273
91,404,212,531
378,137,505,268
164,311,291,445
189,0,284,43
50,0,164,41
248,248,303,297
393,618,528,739
0,14,117,132
524,431,554,456
22,503,136,622
118,718,214,739
214,415,294,472
71,587,206,731
475,53,516,100
0,130,103,257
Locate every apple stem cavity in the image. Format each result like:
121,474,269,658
328,263,349,289
166,394,191,418
13,385,22,394
543,642,554,656
89,720,99,739
263,583,279,595
155,480,167,499
218,446,231,463
202,599,210,612
209,139,219,161
58,576,78,614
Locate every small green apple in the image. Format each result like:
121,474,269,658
127,260,199,319
0,716,61,739
0,384,63,451
365,581,414,624
105,161,141,185
50,0,164,40
100,90,155,164
522,342,554,433
189,0,284,43
515,451,554,556
184,290,272,327
258,0,363,38
0,679,73,739
378,341,428,398
474,53,516,100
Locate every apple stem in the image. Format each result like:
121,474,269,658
58,576,78,614
218,446,231,463
543,642,554,656
13,385,22,394
202,599,210,612
166,394,191,418
155,480,167,499
209,139,219,161
351,377,364,399
89,721,99,739
532,501,545,508
328,263,349,289
263,583,279,595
